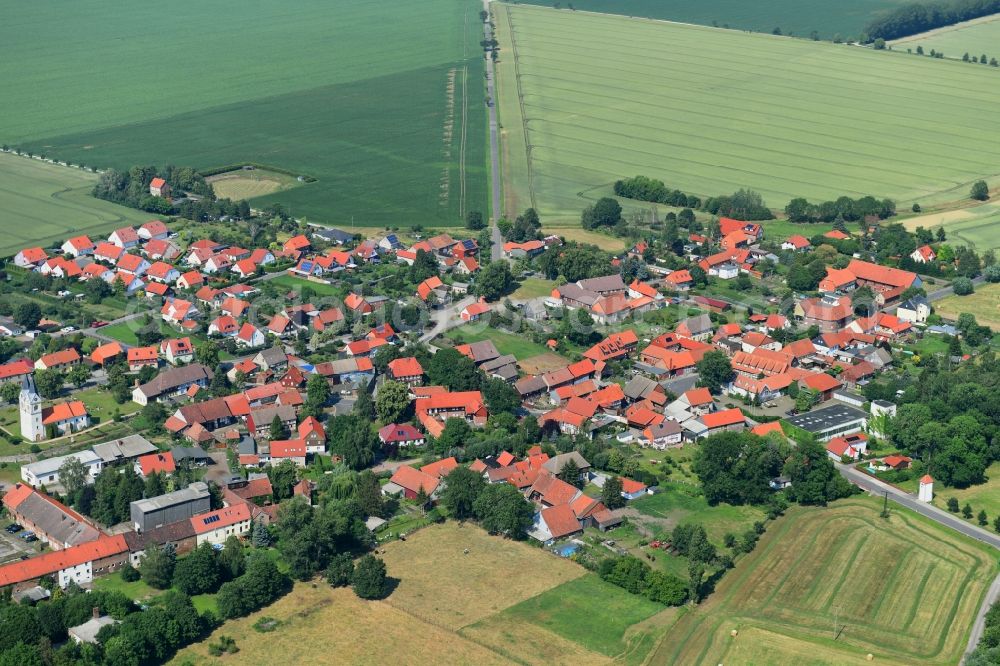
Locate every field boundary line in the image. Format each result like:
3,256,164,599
902,562,936,631
503,6,538,209
819,531,868,612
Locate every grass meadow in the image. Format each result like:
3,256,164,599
445,324,554,359
891,14,1000,60
647,497,996,665
934,282,1000,330
4,0,486,228
495,5,1000,224
514,0,909,41
0,154,150,256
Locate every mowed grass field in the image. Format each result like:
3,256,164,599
647,497,996,665
205,169,300,201
934,282,1000,330
174,523,672,665
900,200,1000,251
0,154,150,256
3,0,486,227
515,0,909,40
891,14,1000,59
495,5,1000,224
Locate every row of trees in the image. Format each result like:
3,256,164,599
613,176,701,209
864,0,1000,41
784,195,896,223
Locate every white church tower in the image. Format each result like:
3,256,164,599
918,474,934,503
19,375,44,442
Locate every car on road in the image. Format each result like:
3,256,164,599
91,320,109,328
5,524,22,534
60,326,76,333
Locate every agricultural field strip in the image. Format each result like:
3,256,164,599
649,501,991,663
515,55,997,188
0,0,473,142
501,6,1000,206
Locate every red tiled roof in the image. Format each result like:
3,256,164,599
702,408,745,429
751,421,784,437
540,504,581,539
128,346,159,363
0,535,128,587
388,357,423,379
191,503,251,535
138,452,175,476
421,456,458,478
270,439,307,458
0,358,34,380
390,465,439,495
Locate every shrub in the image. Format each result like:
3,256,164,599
953,277,974,295
120,564,140,582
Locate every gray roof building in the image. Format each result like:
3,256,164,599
91,435,158,465
542,451,591,475
785,404,867,442
69,615,119,644
9,491,101,547
133,364,213,403
130,482,210,532
310,227,356,244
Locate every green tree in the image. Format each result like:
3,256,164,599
354,388,375,421
687,560,705,604
67,364,91,389
376,380,410,424
601,476,625,509
695,351,734,393
267,459,299,500
435,417,472,454
0,382,19,404
305,373,331,413
144,470,166,498
474,482,534,538
475,261,514,301
328,414,378,469
408,249,439,284
59,456,89,500
558,459,582,488
355,470,385,518
270,414,288,440
139,544,177,589
693,432,784,505
173,543,220,595
251,519,272,547
947,497,960,512
783,437,854,505
979,510,989,526
34,369,63,400
13,302,42,330
326,553,354,587
466,210,486,230
963,503,974,519
482,376,520,414
581,197,623,229
953,277,974,296
645,571,688,605
440,466,486,519
218,535,246,581
971,180,990,201
352,555,389,600
195,340,220,369
426,347,480,391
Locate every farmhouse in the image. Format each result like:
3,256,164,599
2,484,101,550
132,364,213,405
21,451,102,488
148,178,170,198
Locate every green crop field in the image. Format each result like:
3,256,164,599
647,497,996,665
495,4,1000,224
891,14,1000,60
515,0,910,41
2,0,486,228
0,153,150,256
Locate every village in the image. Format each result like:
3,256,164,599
0,183,993,661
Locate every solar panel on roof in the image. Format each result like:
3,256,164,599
462,239,476,249
203,515,220,525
